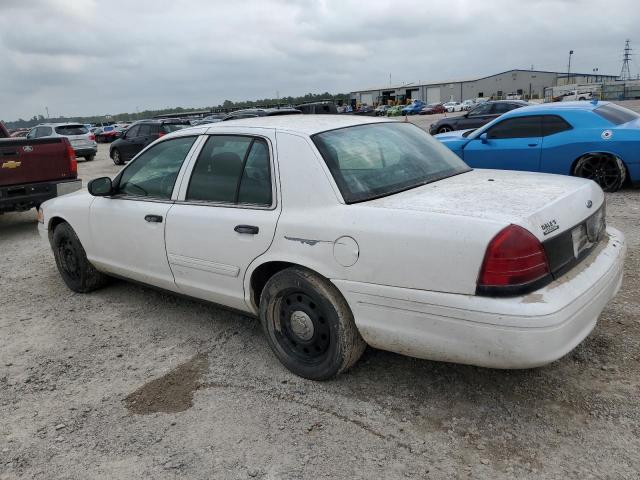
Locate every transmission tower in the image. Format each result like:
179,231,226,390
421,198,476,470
620,39,632,80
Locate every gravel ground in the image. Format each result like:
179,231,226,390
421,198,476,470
1,119,639,479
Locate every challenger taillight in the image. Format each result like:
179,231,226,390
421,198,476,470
477,225,550,293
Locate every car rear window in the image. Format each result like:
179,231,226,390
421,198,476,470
55,125,88,135
594,104,640,125
313,122,471,203
162,124,188,133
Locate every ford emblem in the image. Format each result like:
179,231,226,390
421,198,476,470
586,200,593,208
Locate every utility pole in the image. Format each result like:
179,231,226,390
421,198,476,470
45,106,49,119
620,39,632,80
567,50,574,85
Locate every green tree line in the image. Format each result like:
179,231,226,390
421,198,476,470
2,92,350,129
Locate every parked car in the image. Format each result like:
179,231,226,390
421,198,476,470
109,119,190,165
461,99,476,111
420,103,447,115
443,101,463,113
386,105,403,117
374,105,390,116
38,115,625,380
27,123,97,161
357,105,374,114
1,120,81,213
223,107,302,121
561,90,594,102
296,102,338,114
191,114,227,126
429,100,528,134
10,130,29,138
94,126,119,143
401,100,426,115
434,101,640,192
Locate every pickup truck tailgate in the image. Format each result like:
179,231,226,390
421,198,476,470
0,137,75,187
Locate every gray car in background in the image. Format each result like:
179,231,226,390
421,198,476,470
27,123,98,161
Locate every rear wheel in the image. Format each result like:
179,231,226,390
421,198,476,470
437,125,453,134
51,222,108,293
259,267,366,380
111,148,123,165
84,155,95,162
573,153,626,192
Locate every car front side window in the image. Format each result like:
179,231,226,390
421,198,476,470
116,136,197,199
486,116,542,139
469,104,491,116
186,135,272,206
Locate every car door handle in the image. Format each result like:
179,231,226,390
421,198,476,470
528,143,538,147
144,214,163,223
234,225,259,235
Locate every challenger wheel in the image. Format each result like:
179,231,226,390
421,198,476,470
52,222,108,293
574,154,626,192
260,267,366,380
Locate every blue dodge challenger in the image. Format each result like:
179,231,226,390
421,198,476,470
435,101,640,192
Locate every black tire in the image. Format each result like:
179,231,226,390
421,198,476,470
573,153,626,192
84,155,95,162
259,267,366,380
437,125,454,134
111,148,124,165
51,222,108,293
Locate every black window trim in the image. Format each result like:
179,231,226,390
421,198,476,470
178,133,277,211
110,134,200,202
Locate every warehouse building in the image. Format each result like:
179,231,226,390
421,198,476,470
351,69,617,106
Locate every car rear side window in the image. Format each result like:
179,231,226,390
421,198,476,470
138,124,153,136
542,115,572,136
55,125,88,135
117,136,197,199
594,103,639,125
186,136,272,206
126,125,140,137
487,116,542,139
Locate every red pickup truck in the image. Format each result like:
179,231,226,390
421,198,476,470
1,121,82,213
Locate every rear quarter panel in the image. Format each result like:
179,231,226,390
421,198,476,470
0,137,74,187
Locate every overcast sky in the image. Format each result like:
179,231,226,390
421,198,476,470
1,0,638,121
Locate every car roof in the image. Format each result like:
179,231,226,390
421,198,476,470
36,122,86,127
501,100,608,117
180,114,395,136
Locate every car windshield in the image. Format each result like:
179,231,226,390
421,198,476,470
594,103,640,125
55,125,88,135
312,122,471,203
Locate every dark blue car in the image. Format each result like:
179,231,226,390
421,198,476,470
435,101,640,192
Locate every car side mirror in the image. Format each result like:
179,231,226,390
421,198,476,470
479,133,488,144
88,177,113,196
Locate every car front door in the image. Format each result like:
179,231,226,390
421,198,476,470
165,130,280,311
87,135,201,291
462,103,495,128
118,125,139,160
462,115,543,171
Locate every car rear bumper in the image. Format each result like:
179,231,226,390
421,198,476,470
0,179,82,213
73,147,97,157
333,227,626,369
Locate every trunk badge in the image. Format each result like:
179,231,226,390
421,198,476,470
586,200,593,208
23,145,33,152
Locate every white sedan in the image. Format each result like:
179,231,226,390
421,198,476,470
443,101,463,113
38,116,626,380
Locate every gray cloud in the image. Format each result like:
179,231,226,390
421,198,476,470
1,0,638,120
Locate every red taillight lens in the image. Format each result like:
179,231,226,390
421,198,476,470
158,131,166,138
65,141,77,177
478,225,550,288
89,134,95,141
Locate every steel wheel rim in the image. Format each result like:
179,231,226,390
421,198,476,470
580,156,620,190
275,291,331,364
57,238,81,281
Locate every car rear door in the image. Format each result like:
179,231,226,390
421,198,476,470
118,125,140,161
164,129,280,311
463,115,543,171
88,135,201,291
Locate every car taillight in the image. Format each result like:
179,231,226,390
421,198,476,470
65,141,77,177
158,131,166,137
478,225,550,292
89,134,95,141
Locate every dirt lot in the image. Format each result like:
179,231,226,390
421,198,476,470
1,123,639,479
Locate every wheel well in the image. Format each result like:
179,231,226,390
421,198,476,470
250,261,309,309
47,217,67,241
571,152,630,185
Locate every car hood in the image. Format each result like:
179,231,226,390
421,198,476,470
363,169,604,242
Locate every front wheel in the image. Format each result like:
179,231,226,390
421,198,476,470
573,154,626,192
84,155,95,162
111,148,124,165
51,222,108,293
260,267,366,380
